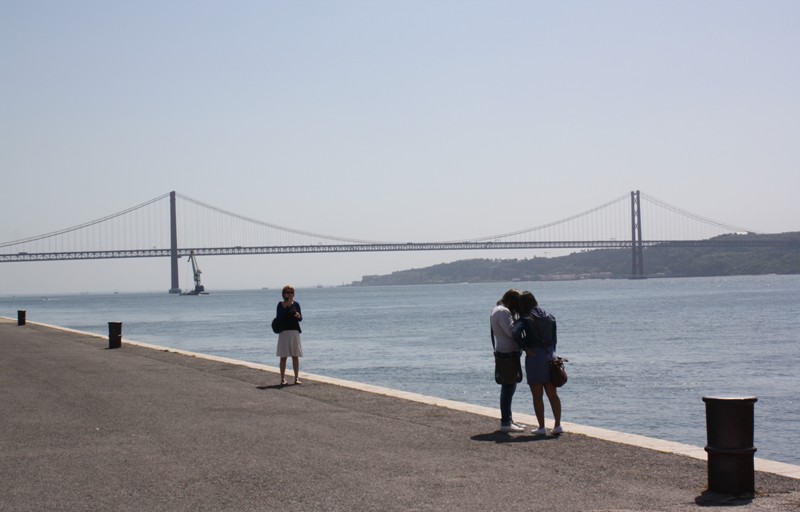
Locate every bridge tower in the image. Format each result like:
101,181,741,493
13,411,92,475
630,190,644,278
169,191,181,293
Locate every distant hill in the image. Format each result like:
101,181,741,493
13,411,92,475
351,232,800,286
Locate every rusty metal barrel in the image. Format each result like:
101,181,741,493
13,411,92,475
108,321,122,349
702,396,757,494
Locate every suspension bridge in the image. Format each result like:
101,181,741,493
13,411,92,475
1,191,796,292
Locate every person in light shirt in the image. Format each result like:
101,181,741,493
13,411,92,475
490,288,524,432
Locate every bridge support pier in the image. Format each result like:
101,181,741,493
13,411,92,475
630,190,645,278
169,191,181,294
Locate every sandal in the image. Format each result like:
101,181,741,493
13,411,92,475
294,379,302,385
280,379,288,386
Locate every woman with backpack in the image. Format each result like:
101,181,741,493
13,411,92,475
512,290,563,435
275,285,303,386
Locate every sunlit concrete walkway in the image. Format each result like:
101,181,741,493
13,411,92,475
2,318,799,511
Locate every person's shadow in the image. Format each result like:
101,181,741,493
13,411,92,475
471,432,558,444
256,384,288,390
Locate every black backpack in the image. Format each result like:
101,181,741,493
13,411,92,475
271,316,282,334
512,308,557,349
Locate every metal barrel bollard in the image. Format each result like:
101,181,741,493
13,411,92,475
17,310,26,326
703,396,757,494
108,321,122,349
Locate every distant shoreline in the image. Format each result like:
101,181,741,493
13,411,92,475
349,234,800,286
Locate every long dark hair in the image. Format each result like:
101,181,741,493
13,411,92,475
500,288,520,311
517,291,538,316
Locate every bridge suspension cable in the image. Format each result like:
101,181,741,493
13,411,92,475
176,193,386,245
465,193,631,243
640,192,756,235
0,193,170,248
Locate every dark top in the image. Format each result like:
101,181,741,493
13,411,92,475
511,306,556,350
276,301,302,333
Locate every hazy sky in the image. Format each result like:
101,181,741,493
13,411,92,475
2,1,799,295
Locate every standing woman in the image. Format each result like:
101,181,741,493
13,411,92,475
513,291,563,435
490,288,524,432
276,285,303,386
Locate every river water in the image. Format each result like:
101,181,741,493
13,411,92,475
3,275,798,466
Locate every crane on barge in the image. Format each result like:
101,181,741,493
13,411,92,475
181,250,209,295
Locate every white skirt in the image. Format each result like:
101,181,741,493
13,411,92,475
276,330,303,357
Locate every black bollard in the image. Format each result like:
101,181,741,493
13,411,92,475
17,310,26,326
703,396,757,494
108,321,122,349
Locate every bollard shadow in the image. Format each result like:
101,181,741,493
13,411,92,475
694,490,754,507
471,432,558,444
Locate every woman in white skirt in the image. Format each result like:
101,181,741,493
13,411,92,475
275,285,303,385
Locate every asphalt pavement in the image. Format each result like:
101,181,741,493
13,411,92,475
2,318,798,511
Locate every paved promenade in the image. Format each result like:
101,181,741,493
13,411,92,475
2,318,799,511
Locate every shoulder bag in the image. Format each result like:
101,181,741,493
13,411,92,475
549,356,568,387
492,328,522,385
